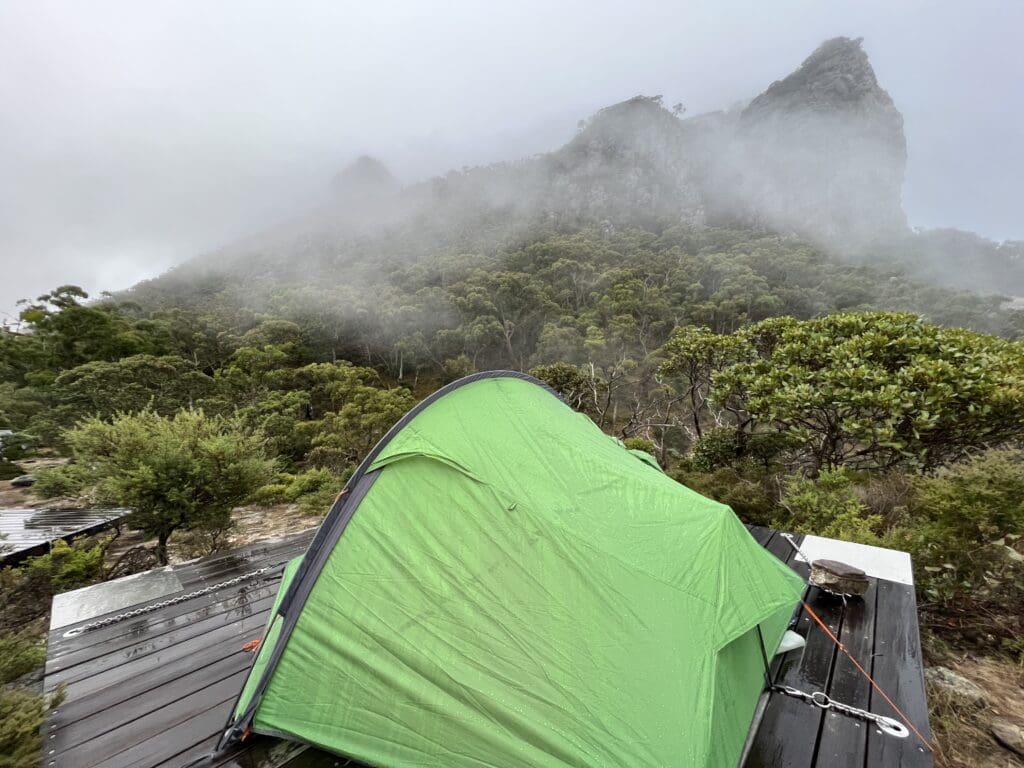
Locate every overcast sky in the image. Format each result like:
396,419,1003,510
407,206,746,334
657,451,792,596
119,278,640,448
1,0,1021,320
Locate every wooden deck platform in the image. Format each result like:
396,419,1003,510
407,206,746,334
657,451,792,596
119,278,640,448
42,526,932,768
0,506,126,566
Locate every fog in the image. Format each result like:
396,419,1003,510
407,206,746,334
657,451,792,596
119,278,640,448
1,0,1022,319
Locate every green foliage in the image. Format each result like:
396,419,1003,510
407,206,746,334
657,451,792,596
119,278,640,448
0,631,45,685
0,462,25,481
776,470,883,544
52,355,213,421
670,466,777,527
254,468,347,515
622,437,656,454
0,687,52,768
0,538,108,631
22,538,108,593
308,386,416,471
713,312,1024,472
32,463,92,499
659,326,751,439
895,450,1024,615
57,410,273,563
690,427,740,472
530,362,603,415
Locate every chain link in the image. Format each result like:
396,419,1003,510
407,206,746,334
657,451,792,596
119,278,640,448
63,563,286,638
774,685,910,738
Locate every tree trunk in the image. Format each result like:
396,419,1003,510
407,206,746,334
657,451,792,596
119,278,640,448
156,532,170,566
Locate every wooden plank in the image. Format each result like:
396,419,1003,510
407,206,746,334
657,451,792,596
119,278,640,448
747,525,775,547
815,579,878,764
88,699,237,768
744,541,836,768
173,535,313,589
50,635,261,727
52,670,248,767
47,579,282,671
50,609,270,700
46,592,277,689
866,579,934,767
53,653,253,753
44,532,310,659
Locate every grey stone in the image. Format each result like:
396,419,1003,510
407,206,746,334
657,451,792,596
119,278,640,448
810,558,870,596
991,720,1024,758
924,666,988,708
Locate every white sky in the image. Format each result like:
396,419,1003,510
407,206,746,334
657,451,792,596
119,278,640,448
1,0,1021,319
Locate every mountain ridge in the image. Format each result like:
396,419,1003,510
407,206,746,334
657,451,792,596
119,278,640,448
128,36,1024,304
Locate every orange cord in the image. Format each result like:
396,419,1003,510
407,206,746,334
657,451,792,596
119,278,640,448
801,601,934,752
242,637,262,652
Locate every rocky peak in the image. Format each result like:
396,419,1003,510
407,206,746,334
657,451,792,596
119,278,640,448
743,37,893,119
724,36,908,250
332,155,398,199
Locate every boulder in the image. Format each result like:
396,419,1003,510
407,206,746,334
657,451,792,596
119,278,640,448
924,666,987,708
10,473,35,487
809,558,869,596
991,720,1024,758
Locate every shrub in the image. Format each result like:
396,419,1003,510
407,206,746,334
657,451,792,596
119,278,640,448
31,462,91,499
622,437,656,455
254,468,348,516
671,466,777,527
896,450,1024,620
690,427,739,472
22,538,107,593
0,462,25,481
0,630,45,685
0,538,107,630
0,686,63,768
777,470,883,545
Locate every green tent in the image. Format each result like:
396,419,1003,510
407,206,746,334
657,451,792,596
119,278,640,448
222,372,803,767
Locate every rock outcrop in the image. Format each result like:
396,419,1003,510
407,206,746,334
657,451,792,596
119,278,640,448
720,37,908,249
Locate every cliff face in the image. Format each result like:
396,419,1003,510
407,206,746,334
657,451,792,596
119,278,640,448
528,37,909,249
161,36,913,289
722,37,908,248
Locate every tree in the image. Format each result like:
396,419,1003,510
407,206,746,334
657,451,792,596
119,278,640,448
52,355,213,420
50,410,273,564
712,312,1024,472
658,325,750,439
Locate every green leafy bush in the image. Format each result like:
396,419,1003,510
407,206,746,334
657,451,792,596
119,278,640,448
690,428,740,472
671,466,777,527
0,685,64,768
0,462,25,481
895,450,1024,618
56,410,273,563
776,470,883,544
0,631,45,685
622,437,656,455
0,538,108,630
254,468,348,516
22,538,107,594
31,462,91,499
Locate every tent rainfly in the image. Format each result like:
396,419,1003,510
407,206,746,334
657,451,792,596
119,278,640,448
218,371,804,767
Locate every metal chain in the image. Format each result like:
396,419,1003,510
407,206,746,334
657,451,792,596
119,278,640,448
780,532,813,564
773,685,910,738
63,563,285,638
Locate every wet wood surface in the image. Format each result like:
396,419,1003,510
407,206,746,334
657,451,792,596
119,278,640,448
43,526,932,767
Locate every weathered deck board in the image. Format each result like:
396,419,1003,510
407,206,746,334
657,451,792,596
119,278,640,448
866,580,934,767
815,578,878,765
42,525,931,768
0,506,126,565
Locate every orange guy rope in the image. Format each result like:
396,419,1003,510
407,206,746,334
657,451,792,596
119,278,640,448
801,600,935,752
